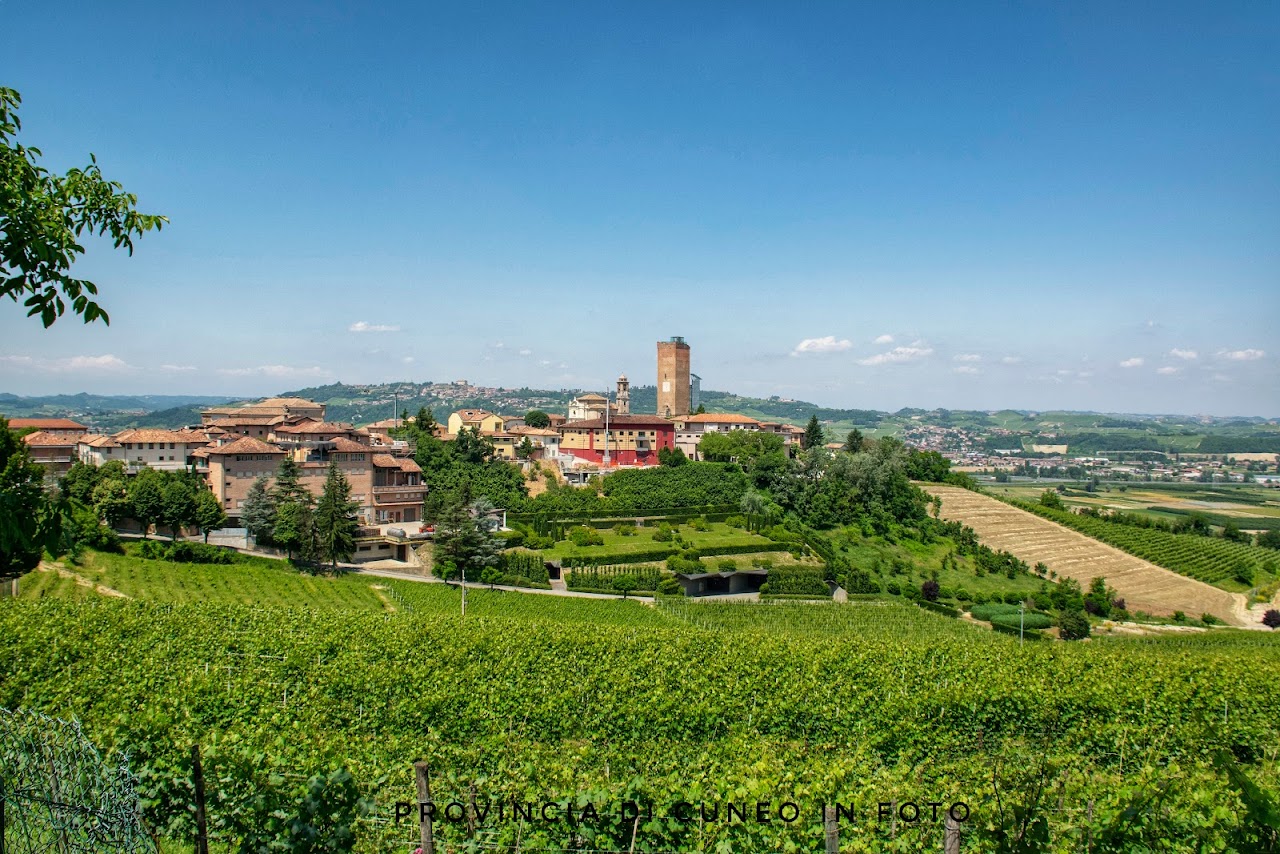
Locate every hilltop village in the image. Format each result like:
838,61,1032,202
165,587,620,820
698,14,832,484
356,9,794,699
10,337,806,529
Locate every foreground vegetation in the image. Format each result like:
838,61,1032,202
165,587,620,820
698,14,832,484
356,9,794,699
4,575,1278,852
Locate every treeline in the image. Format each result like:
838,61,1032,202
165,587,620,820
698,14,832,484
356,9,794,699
61,460,226,543
1197,436,1280,454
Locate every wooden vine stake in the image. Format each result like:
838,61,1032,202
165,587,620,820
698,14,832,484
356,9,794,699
414,761,435,854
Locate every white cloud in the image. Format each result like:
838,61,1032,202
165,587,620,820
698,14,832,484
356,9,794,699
1119,357,1144,368
401,356,415,365
348,321,401,333
952,353,982,363
873,334,894,345
217,365,331,378
1217,348,1264,361
858,345,934,366
792,335,853,356
953,365,980,375
537,359,553,368
159,364,197,372
492,341,505,349
1000,355,1023,365
1157,366,1180,376
518,348,533,357
1169,348,1198,360
0,354,136,373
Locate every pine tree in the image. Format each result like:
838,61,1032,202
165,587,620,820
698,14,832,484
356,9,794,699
314,462,360,570
241,476,277,544
271,456,309,504
803,415,825,450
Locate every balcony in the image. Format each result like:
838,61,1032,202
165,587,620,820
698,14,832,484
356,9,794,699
372,483,424,493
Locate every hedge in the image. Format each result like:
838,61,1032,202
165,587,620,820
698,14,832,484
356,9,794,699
917,600,960,618
684,542,793,559
991,621,1047,640
990,612,1053,631
765,566,828,596
561,547,679,568
760,593,833,601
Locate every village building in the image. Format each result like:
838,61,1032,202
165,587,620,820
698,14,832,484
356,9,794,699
200,397,326,425
446,408,505,436
20,431,79,480
5,417,89,436
558,414,677,466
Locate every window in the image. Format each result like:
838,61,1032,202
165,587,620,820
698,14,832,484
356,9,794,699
149,443,155,449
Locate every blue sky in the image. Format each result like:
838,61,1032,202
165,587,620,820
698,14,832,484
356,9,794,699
2,2,1277,415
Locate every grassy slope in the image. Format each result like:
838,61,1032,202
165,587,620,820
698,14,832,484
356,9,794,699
539,521,776,560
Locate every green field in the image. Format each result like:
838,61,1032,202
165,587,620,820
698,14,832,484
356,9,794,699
986,482,1280,531
5,552,1280,852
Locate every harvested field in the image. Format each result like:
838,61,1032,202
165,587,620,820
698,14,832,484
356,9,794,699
923,485,1249,626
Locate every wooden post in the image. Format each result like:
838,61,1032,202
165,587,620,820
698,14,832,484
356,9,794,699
943,811,960,854
414,761,435,854
191,744,209,854
823,805,839,854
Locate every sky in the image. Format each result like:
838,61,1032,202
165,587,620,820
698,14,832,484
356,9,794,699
2,2,1277,415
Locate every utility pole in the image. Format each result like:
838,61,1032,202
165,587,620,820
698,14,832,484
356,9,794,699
461,565,467,618
1019,603,1025,645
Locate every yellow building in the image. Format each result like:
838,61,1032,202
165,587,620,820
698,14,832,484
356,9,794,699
446,408,506,436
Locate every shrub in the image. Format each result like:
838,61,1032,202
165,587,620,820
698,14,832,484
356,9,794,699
758,583,770,594
971,592,988,605
688,516,710,532
885,581,901,596
1233,563,1254,586
724,515,747,529
1058,610,1092,641
568,526,604,547
652,524,675,543
667,553,705,575
1172,611,1187,623
1262,609,1280,629
613,522,637,537
657,577,683,595
524,534,556,550
166,541,235,565
920,580,940,602
1200,613,1223,626
717,558,737,572
843,568,880,595
495,529,526,548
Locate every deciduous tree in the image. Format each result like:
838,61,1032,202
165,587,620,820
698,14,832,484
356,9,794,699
193,489,227,543
1,88,166,327
524,410,550,429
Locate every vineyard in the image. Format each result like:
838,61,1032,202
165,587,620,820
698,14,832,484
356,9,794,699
1013,500,1278,590
4,560,1280,851
924,485,1248,624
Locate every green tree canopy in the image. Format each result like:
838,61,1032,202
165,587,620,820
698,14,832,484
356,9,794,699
1,417,52,579
1,88,166,327
314,463,360,569
524,410,551,429
803,415,824,450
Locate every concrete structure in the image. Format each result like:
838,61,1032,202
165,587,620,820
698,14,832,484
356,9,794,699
77,434,123,467
656,336,691,419
675,569,767,597
559,414,676,466
201,437,288,516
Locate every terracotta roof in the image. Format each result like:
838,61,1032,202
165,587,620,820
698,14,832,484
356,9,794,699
190,448,211,459
259,397,322,407
208,416,285,427
22,431,76,447
372,453,401,468
274,421,356,435
328,437,371,453
203,425,228,435
574,393,607,402
561,415,675,430
508,426,559,437
682,413,762,425
452,408,498,421
6,417,88,431
397,458,422,473
80,434,121,448
114,428,202,444
203,437,286,456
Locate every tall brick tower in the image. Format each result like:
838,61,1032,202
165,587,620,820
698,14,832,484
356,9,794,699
656,336,691,419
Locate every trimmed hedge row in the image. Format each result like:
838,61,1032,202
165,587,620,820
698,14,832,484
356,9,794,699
561,547,678,568
990,612,1053,630
765,566,828,596
991,621,1047,640
917,600,960,618
760,593,832,601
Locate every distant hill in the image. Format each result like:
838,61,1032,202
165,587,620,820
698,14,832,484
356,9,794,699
0,393,235,430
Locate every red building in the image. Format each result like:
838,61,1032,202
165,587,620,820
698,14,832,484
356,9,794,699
558,414,676,466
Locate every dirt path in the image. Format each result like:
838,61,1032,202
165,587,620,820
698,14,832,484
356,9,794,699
37,561,132,599
922,486,1249,626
